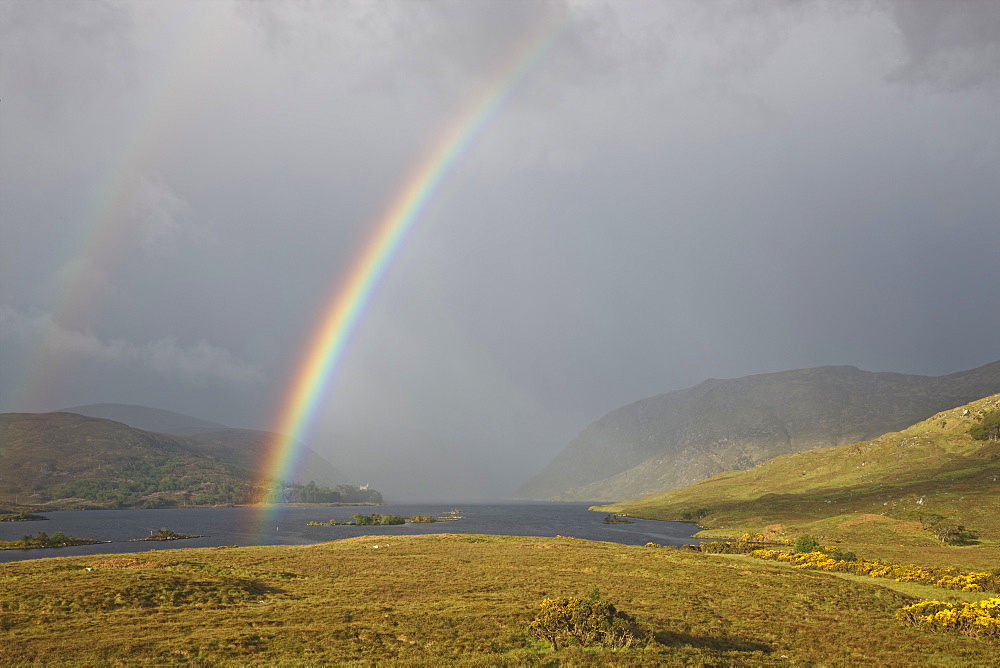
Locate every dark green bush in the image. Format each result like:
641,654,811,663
794,535,821,553
828,548,857,562
969,409,1000,441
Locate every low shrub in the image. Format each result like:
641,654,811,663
528,589,651,651
897,597,1000,639
686,540,782,555
739,528,791,544
794,535,821,553
828,548,857,562
749,549,1000,592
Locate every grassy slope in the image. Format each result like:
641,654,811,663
0,412,255,508
1,534,997,666
596,394,1000,570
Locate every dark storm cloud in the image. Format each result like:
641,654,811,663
2,0,998,500
0,0,135,123
888,0,1000,88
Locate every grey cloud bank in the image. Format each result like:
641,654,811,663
2,0,998,500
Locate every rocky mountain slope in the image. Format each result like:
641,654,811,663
595,393,1000,545
515,361,1000,501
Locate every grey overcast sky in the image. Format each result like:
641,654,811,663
2,0,999,500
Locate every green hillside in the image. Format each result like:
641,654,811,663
0,412,257,508
61,403,348,486
0,413,375,510
596,394,1000,568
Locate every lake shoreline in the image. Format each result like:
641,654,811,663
0,503,701,563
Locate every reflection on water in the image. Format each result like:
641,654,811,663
0,502,700,563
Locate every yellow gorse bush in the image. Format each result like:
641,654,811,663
698,543,999,641
747,549,999,593
738,530,793,545
897,597,1000,639
527,591,651,651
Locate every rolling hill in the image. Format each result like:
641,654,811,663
0,411,354,509
516,361,1000,501
595,394,1000,562
61,403,347,486
0,412,255,508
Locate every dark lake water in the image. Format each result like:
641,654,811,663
0,502,700,563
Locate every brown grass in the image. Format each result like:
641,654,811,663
1,534,997,665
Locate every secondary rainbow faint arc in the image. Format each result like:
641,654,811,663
259,24,562,502
17,2,229,412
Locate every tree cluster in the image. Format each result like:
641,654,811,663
279,481,383,504
911,512,980,545
55,456,251,508
350,513,405,526
969,409,1000,441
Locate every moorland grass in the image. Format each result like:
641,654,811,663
1,533,998,665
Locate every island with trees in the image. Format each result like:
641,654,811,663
130,528,204,542
0,511,48,522
0,531,109,550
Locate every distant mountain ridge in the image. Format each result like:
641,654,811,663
595,393,1000,544
57,404,347,487
61,403,230,435
515,361,1000,502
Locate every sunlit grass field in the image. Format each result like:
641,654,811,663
2,533,997,666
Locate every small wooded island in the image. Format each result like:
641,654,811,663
130,528,204,542
0,511,48,522
308,510,463,526
0,531,108,550
309,512,446,526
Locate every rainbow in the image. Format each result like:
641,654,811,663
257,22,562,516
